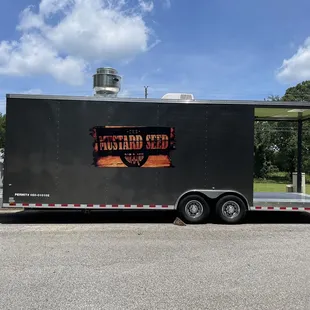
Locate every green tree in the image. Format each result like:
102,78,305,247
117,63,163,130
254,95,279,178
266,95,281,102
0,113,5,150
282,81,310,102
272,121,297,173
254,121,277,178
280,81,310,174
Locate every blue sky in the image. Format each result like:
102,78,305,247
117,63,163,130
0,0,310,114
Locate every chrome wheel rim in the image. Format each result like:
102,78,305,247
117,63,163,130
185,200,203,219
222,201,240,219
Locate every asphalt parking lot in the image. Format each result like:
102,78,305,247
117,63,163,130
1,208,310,310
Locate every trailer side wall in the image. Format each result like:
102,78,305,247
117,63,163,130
4,98,254,205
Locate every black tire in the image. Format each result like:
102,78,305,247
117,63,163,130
178,194,211,224
216,195,247,224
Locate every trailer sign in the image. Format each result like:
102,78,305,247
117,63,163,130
14,193,50,198
91,126,176,168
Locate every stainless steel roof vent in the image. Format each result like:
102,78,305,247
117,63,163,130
93,67,121,97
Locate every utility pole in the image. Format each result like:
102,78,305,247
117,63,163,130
144,86,149,99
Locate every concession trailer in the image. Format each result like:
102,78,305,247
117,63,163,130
2,68,310,224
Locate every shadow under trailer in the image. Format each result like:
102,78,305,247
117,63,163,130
2,93,310,224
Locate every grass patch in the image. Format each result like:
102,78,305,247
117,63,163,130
254,172,310,194
254,181,310,194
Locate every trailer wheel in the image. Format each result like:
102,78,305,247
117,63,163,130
216,195,246,224
178,194,210,224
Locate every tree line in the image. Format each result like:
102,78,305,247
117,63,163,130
0,112,5,156
0,81,309,177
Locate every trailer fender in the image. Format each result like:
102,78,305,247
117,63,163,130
175,189,250,211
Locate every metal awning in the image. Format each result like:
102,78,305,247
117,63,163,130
253,102,310,194
255,104,310,121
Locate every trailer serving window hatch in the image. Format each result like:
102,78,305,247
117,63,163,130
2,94,310,224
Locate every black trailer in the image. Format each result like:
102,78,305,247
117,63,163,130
2,94,310,224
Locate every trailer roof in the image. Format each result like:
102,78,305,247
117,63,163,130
6,93,310,121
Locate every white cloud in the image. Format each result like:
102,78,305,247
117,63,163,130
39,0,73,16
139,0,154,12
0,0,157,85
276,37,310,84
0,34,87,85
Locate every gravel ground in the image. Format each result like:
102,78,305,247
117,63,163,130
1,210,310,310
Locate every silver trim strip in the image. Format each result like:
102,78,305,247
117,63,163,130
2,203,175,210
250,206,310,212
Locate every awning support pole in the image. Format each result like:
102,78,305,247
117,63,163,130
297,115,303,193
